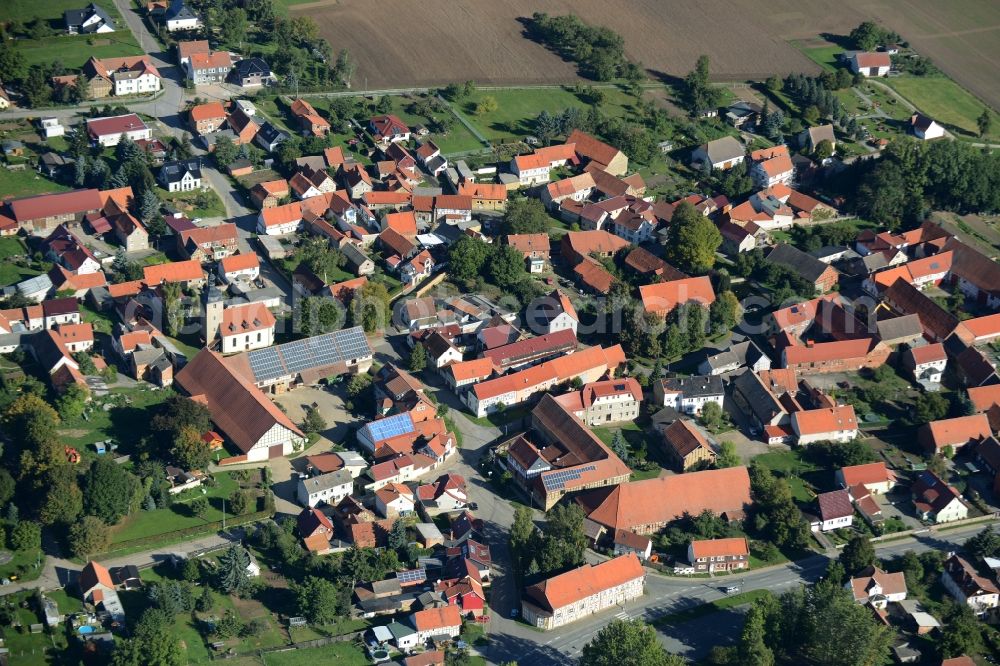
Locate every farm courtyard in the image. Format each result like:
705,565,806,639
297,0,1000,112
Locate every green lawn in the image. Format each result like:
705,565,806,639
80,303,116,334
7,0,142,69
57,385,174,450
107,472,250,545
45,588,85,615
751,449,822,502
456,86,639,142
791,41,843,73
0,168,70,199
0,236,29,259
156,187,227,219
0,263,44,289
0,545,45,582
882,76,1000,140
386,96,485,155
257,643,371,665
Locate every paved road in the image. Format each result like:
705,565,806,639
485,521,994,664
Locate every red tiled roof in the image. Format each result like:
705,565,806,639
922,414,992,451
689,537,749,559
190,102,226,122
10,189,102,222
86,114,148,138
221,302,275,336
219,252,260,274
639,276,716,316
792,405,858,436
817,489,853,521
840,462,895,488
968,385,1000,413
573,259,615,294
525,554,643,612
566,130,623,167
143,259,204,285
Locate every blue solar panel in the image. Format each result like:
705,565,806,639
365,413,415,442
541,464,597,491
245,326,372,382
396,568,427,584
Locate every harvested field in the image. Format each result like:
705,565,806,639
300,0,1000,110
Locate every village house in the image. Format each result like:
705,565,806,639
910,113,946,140
161,0,201,31
791,405,859,445
541,172,596,210
848,51,892,77
900,343,948,389
229,57,272,88
654,374,724,416
836,462,897,495
942,554,999,615
688,537,749,573
250,180,289,210
87,114,151,147
567,129,629,176
798,123,837,154
297,508,336,554
911,471,969,523
699,339,772,376
177,223,239,261
691,136,745,170
375,483,415,518
78,560,125,621
812,489,853,532
576,466,752,534
218,302,276,353
289,98,330,137
189,102,227,134
749,145,795,189
481,328,577,372
186,50,233,84
506,233,550,272
457,182,507,211
847,566,907,607
612,530,653,561
553,377,642,427
782,338,891,375
409,606,462,643
767,243,839,293
661,418,716,471
919,413,992,454
297,469,353,508
521,554,645,630
65,3,115,34
158,158,203,192
510,144,576,186
218,252,260,284
639,276,716,318
528,290,579,336
80,55,162,98
369,114,411,145
110,212,148,252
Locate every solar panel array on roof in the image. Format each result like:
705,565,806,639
541,464,596,491
396,567,427,584
245,326,372,382
364,413,415,443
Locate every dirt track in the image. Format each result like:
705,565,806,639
299,0,1000,111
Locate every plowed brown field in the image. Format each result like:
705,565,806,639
297,0,1000,111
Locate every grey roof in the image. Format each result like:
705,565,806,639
233,57,272,79
659,374,724,398
876,314,923,343
698,136,745,164
766,243,831,283
17,274,53,296
65,3,114,30
802,124,836,147
244,326,372,383
342,243,371,268
732,370,783,425
159,158,202,184
703,340,766,371
300,469,352,495
255,122,288,147
164,0,197,21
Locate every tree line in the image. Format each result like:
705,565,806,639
526,13,644,83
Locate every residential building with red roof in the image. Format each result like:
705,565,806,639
791,404,858,445
541,172,596,210
443,357,498,392
521,554,644,630
506,233,550,262
289,98,330,137
943,237,1000,310
919,414,992,454
639,276,716,317
688,537,749,573
968,385,1000,414
955,312,1000,346
942,554,998,614
257,201,304,235
465,344,626,418
573,259,616,295
82,55,161,97
836,462,897,495
848,51,892,77
813,489,853,532
566,129,628,175
187,50,234,84
369,114,410,145
864,252,953,295
177,222,239,261
481,328,577,372
219,302,276,354
510,144,577,186
218,252,261,283
457,182,507,211
781,337,890,374
847,565,907,606
553,377,642,427
7,189,103,235
560,230,630,266
660,418,716,471
527,289,579,336
86,114,151,147
749,145,794,189
912,472,969,523
189,101,227,134
142,259,206,288
297,507,335,554
250,179,290,210
900,342,948,389
577,466,752,533
409,605,462,641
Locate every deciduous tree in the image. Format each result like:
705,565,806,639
665,201,721,273
581,619,684,666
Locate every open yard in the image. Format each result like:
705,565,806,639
57,385,173,451
884,76,1000,141
295,0,1000,112
0,169,70,199
6,0,143,69
106,470,262,549
156,187,227,219
456,86,638,143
